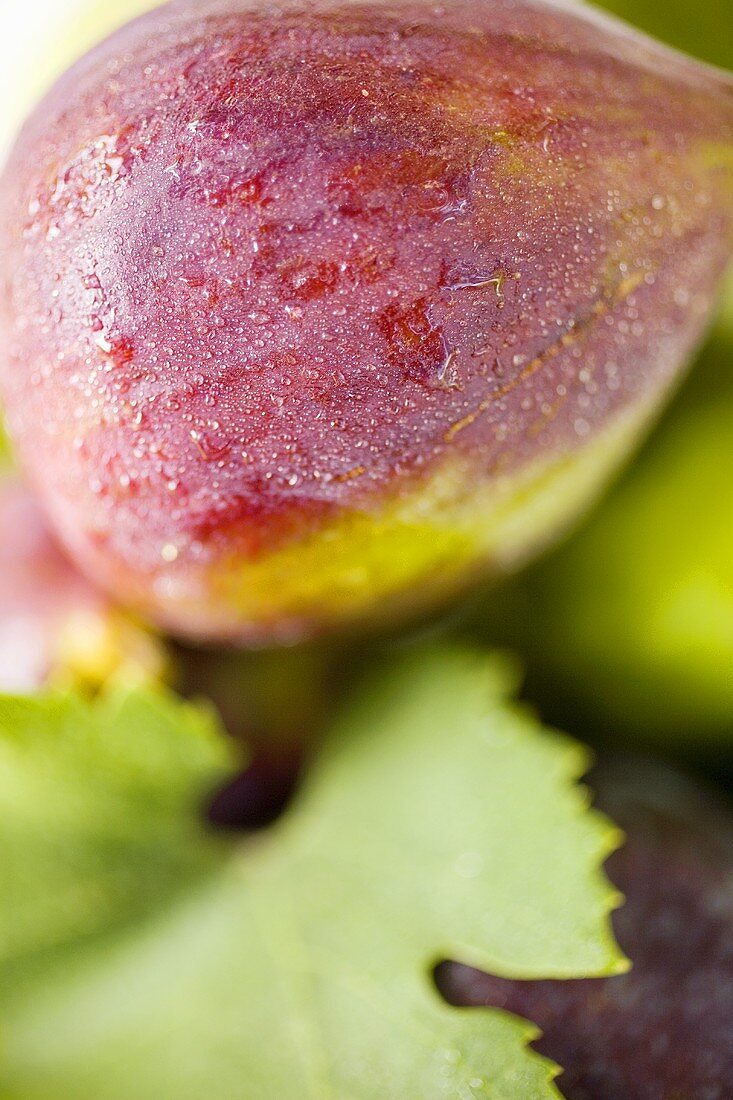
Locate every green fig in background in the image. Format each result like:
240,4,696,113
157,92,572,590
469,285,733,748
459,0,733,751
1,0,731,646
599,0,732,73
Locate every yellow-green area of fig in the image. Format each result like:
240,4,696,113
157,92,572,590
187,405,657,644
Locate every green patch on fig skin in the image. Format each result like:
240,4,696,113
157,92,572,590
160,400,658,645
699,140,733,192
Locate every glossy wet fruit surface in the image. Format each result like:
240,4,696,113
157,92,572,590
465,285,733,751
437,758,733,1099
1,0,731,643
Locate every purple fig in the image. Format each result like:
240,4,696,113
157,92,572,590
0,0,731,644
437,757,733,1099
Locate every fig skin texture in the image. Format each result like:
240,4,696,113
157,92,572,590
467,288,733,750
437,758,733,1100
0,0,732,644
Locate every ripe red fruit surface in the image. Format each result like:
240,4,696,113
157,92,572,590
1,0,731,643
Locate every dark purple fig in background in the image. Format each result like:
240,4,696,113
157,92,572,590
0,479,165,691
1,0,731,645
437,757,733,1100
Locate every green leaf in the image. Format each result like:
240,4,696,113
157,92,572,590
0,647,626,1099
0,687,236,991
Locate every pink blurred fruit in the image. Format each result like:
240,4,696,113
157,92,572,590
1,0,731,644
0,479,164,691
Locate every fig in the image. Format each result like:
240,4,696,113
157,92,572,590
437,757,733,1099
0,0,731,644
468,285,733,749
0,479,165,691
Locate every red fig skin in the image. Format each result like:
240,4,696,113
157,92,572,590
437,758,733,1100
0,0,731,643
